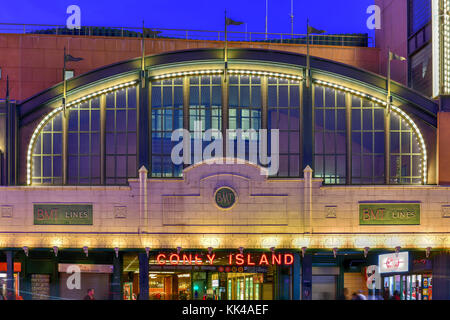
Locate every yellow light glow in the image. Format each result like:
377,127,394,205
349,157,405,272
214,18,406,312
200,237,221,248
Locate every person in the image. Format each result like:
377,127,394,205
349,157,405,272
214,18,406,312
392,290,400,300
351,292,361,300
83,288,95,300
337,288,349,300
356,290,367,300
383,287,390,300
5,291,15,300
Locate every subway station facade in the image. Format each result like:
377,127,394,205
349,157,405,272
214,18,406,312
1,46,450,300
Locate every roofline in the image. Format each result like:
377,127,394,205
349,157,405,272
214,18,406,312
18,47,438,127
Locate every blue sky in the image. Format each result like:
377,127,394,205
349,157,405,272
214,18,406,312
0,0,375,36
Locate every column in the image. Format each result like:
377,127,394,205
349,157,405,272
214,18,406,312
303,166,313,233
138,253,149,300
432,252,450,300
292,252,301,300
139,70,150,170
438,96,450,184
302,78,313,171
275,265,290,300
6,250,15,300
5,101,18,185
112,252,122,300
301,253,312,300
139,166,148,229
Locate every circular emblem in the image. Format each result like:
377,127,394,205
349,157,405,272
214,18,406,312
214,187,237,210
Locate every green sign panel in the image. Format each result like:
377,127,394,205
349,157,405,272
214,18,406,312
215,187,236,209
359,203,420,225
34,204,93,225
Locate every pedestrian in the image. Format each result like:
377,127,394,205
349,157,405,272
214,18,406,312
351,292,360,300
5,291,15,300
383,287,390,300
392,290,400,300
83,288,95,300
337,288,349,300
356,290,367,300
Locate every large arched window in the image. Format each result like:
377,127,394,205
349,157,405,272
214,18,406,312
31,84,138,185
312,82,425,185
29,72,427,186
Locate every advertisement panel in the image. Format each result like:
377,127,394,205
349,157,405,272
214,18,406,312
378,252,409,274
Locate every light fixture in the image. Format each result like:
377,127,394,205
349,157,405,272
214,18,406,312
207,247,213,255
239,247,244,254
23,246,29,257
332,248,338,258
145,247,150,258
426,247,431,258
114,247,119,258
364,247,370,258
395,246,401,257
83,246,89,257
301,247,307,258
53,246,59,257
177,247,181,254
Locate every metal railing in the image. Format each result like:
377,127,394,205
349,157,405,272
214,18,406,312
0,22,374,47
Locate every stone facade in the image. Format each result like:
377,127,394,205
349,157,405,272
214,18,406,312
0,161,449,252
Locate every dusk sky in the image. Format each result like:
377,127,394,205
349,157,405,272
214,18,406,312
0,0,375,37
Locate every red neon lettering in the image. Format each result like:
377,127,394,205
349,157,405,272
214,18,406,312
182,254,192,265
51,208,58,219
229,254,233,265
235,254,245,265
169,254,180,265
259,254,269,266
194,254,202,265
247,254,255,266
284,254,294,265
206,254,215,265
156,254,166,265
272,254,282,265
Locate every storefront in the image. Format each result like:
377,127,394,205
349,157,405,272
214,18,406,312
379,252,432,300
122,251,295,300
0,263,21,298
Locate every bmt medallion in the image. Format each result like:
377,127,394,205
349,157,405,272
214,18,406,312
214,187,237,210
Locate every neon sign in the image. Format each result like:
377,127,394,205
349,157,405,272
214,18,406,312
156,253,294,266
